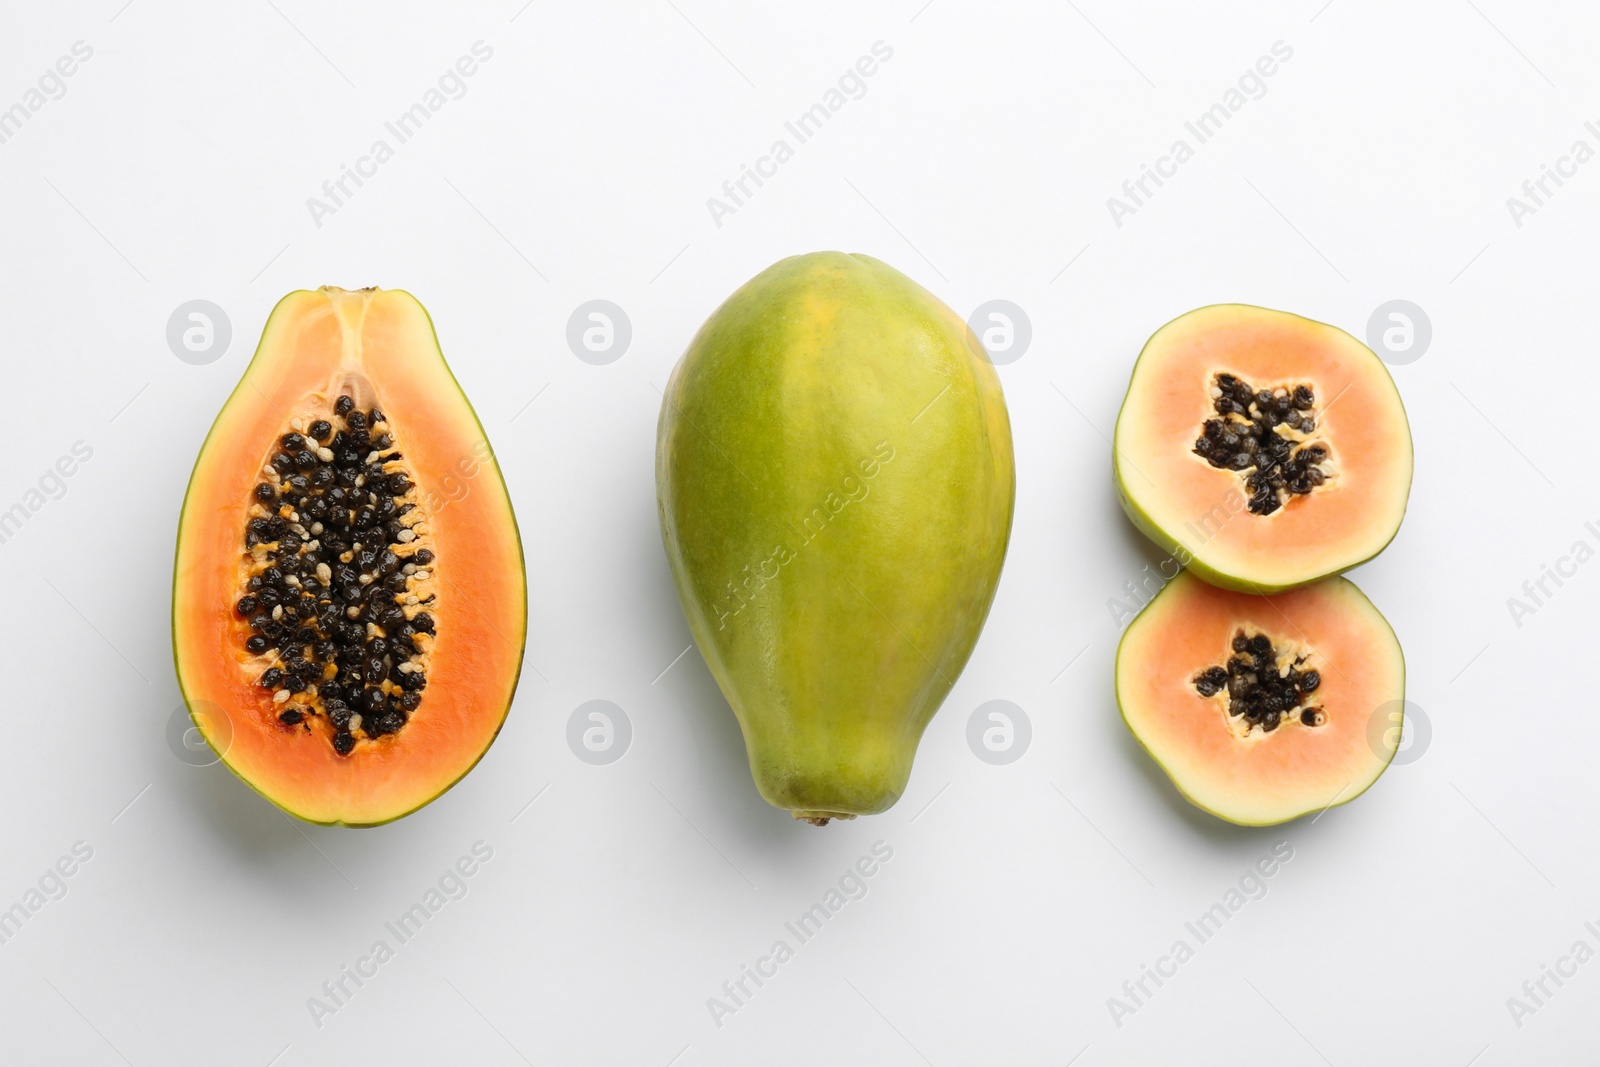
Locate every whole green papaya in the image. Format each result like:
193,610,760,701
656,252,1014,823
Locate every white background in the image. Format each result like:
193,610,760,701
0,1,1595,1063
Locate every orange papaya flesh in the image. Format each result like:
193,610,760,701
172,287,525,826
1114,304,1412,593
1117,570,1403,826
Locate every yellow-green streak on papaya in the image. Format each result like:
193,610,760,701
656,252,1015,822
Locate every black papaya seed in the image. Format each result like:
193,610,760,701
231,399,437,755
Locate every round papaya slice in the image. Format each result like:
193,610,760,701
1114,304,1412,592
1117,570,1404,826
172,287,525,825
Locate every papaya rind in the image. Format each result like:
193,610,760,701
656,252,1015,820
171,288,526,827
1113,303,1413,594
1115,572,1404,827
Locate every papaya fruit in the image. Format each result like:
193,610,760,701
172,287,525,826
1114,304,1412,592
1117,570,1404,825
656,252,1014,824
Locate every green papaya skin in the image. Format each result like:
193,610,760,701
656,252,1015,823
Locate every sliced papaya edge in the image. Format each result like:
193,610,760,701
1113,575,1405,827
170,288,528,827
1111,303,1414,594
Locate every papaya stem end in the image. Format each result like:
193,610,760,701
792,810,857,827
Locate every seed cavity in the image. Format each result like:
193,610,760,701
236,394,435,756
1192,629,1325,735
1192,373,1330,516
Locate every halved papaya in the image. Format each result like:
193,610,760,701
172,287,525,826
1114,304,1412,592
1117,570,1403,826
